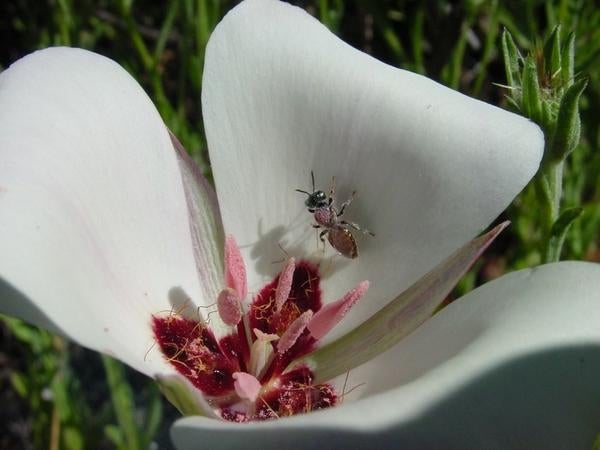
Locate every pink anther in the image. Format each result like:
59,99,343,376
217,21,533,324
277,310,313,354
224,235,247,299
232,372,262,403
275,258,295,313
217,287,242,326
307,281,369,340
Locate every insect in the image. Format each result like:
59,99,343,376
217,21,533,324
296,172,374,259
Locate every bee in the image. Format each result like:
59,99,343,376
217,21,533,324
296,172,374,259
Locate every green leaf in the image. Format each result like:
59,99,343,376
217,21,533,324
51,375,72,421
501,28,521,88
545,207,583,262
592,432,600,450
141,386,163,448
104,424,125,449
550,78,588,162
10,372,29,397
522,56,543,123
289,222,509,383
62,426,84,450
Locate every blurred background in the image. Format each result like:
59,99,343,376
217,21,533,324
1,1,598,448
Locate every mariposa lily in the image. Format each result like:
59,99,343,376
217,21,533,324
1,0,598,449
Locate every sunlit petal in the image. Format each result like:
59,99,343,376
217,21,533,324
202,0,543,341
0,48,209,375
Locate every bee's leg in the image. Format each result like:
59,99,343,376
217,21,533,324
319,229,328,243
308,207,316,213
316,229,328,253
341,220,375,236
337,191,356,216
312,224,321,229
328,176,336,199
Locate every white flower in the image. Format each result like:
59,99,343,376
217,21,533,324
1,0,598,448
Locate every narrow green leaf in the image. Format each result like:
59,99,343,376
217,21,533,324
51,375,72,421
289,222,509,383
505,94,521,111
522,56,543,123
550,78,588,162
501,28,521,88
141,387,163,448
545,207,583,262
592,432,600,450
473,0,499,95
410,5,426,75
153,0,179,61
561,32,575,88
101,356,140,450
104,424,124,448
10,372,29,397
62,426,84,450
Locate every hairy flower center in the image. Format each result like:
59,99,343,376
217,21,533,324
152,260,339,422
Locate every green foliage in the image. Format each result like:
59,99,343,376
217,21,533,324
2,316,97,449
500,18,597,265
102,356,163,450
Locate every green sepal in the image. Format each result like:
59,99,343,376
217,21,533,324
549,78,588,162
522,56,543,123
501,28,521,89
156,374,215,417
543,25,562,88
561,32,576,88
545,207,583,262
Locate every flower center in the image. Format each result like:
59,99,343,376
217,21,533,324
153,260,342,421
152,236,368,422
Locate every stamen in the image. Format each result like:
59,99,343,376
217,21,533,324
248,328,279,379
274,257,295,313
224,235,247,299
277,310,313,354
307,281,369,340
217,287,243,326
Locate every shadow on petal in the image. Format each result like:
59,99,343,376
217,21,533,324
0,277,63,337
171,345,600,450
168,286,200,321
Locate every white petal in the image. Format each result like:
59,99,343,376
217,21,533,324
0,48,208,376
171,262,600,449
202,0,543,338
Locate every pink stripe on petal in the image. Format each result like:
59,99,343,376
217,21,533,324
224,235,247,299
277,310,313,354
232,372,262,402
275,257,295,312
308,281,369,340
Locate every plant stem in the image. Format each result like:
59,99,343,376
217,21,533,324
542,160,564,262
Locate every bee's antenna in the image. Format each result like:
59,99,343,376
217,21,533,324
295,189,311,196
310,171,315,191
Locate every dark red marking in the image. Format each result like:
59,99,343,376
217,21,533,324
255,366,337,420
152,316,239,396
152,259,337,421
